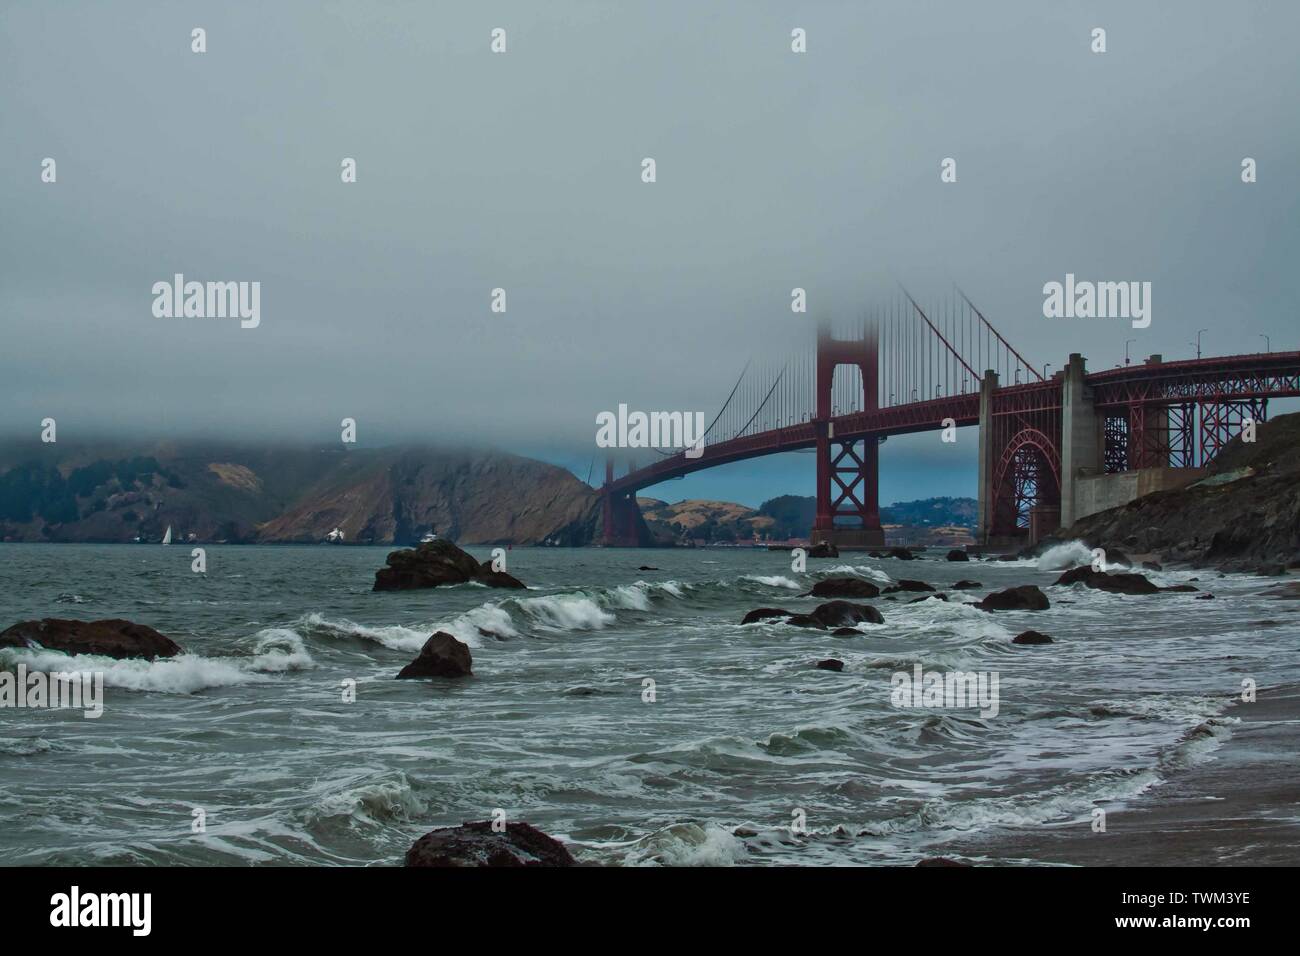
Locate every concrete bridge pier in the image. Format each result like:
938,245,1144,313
1059,353,1101,529
976,370,998,544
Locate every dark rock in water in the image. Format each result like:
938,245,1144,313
374,539,525,591
785,613,828,630
637,566,659,571
808,542,839,558
884,579,934,594
951,580,982,590
0,618,181,660
405,821,576,867
867,550,885,558
915,857,972,867
1053,567,1159,595
1195,593,1216,600
831,627,860,636
909,593,948,603
396,632,473,679
1257,564,1287,576
889,548,916,560
475,562,528,589
741,607,793,625
816,658,845,671
1142,561,1163,571
1012,630,1053,645
977,585,1050,612
945,549,970,562
996,553,1019,562
1160,584,1199,593
806,577,880,599
811,600,884,628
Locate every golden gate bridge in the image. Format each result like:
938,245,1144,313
600,291,1300,548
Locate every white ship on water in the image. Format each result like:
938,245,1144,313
161,525,172,545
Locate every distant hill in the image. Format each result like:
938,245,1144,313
756,494,977,540
636,494,978,546
637,497,773,545
0,442,602,546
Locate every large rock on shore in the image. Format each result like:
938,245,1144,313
945,549,970,562
374,539,526,591
977,585,1050,612
405,821,576,867
0,618,181,660
395,632,473,679
806,577,880,599
1054,567,1159,595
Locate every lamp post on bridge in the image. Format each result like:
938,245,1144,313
1044,363,1052,378
1125,339,1135,365
1195,328,1207,359
1260,334,1271,353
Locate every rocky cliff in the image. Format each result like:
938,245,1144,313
1063,411,1300,570
0,443,600,546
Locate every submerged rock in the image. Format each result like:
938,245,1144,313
977,585,1050,612
740,607,794,625
785,613,828,630
405,821,576,867
815,658,845,671
396,632,473,679
740,602,883,629
805,577,880,599
883,579,935,594
374,539,526,591
951,580,982,590
945,549,970,562
0,618,181,660
1012,630,1053,645
889,548,916,560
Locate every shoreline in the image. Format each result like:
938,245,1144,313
944,685,1300,866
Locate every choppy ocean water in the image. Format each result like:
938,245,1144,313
1,541,1295,866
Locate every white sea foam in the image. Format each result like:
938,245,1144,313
622,822,746,867
1,648,268,694
298,612,439,651
1034,540,1097,571
515,593,616,631
744,574,803,589
305,776,426,826
826,565,893,584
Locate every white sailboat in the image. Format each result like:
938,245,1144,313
161,525,172,545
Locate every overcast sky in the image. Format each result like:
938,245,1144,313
2,1,1297,506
